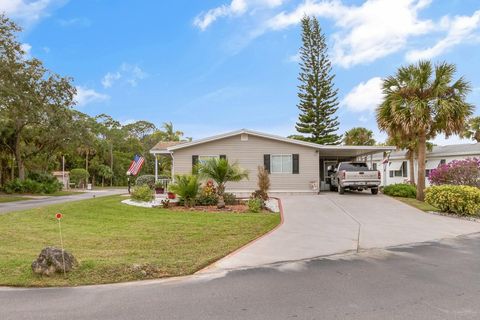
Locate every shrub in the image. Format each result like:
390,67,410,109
196,180,218,206
131,185,154,202
256,166,270,200
247,198,263,213
382,183,416,198
70,168,89,188
169,175,200,207
425,185,480,216
223,192,238,205
429,158,480,187
2,177,62,194
135,175,156,189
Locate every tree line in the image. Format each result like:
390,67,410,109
0,14,186,188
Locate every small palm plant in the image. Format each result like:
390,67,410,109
198,158,248,208
168,174,200,207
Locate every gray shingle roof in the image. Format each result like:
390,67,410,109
372,143,480,160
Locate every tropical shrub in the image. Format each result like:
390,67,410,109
131,185,154,202
198,158,248,208
135,175,156,188
247,198,263,213
169,174,200,207
223,192,238,205
425,185,480,216
70,168,89,188
197,180,218,206
382,183,416,198
3,175,62,194
428,158,480,187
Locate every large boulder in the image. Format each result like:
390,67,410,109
31,247,78,276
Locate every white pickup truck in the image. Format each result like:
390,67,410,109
327,162,381,195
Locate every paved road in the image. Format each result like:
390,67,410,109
213,193,480,270
0,189,127,214
2,234,480,320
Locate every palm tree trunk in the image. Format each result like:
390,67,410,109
408,151,415,186
416,133,427,201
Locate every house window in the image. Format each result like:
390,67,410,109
390,161,408,177
440,159,446,165
198,155,219,164
271,154,293,173
372,163,377,171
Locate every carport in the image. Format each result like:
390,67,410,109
317,145,396,191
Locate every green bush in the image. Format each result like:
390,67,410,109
131,185,154,202
70,168,89,187
247,198,263,213
2,177,62,194
196,180,218,206
425,185,480,216
135,175,156,188
223,192,237,205
382,183,416,198
169,175,200,207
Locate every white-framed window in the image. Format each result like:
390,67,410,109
198,155,219,164
271,154,293,174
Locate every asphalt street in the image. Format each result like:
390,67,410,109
2,233,480,320
0,189,127,214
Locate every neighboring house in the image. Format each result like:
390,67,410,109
51,171,70,189
371,143,480,186
150,129,394,193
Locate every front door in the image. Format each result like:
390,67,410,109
322,160,337,191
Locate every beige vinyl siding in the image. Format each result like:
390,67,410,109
173,134,319,192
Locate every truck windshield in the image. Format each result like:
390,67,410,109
339,163,369,171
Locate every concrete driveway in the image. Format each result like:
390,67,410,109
210,192,480,271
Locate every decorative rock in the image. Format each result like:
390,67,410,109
265,199,280,213
31,247,78,276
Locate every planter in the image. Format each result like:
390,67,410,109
167,192,176,199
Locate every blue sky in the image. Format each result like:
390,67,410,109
4,0,480,144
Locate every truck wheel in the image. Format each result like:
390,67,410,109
338,185,345,195
329,184,335,192
371,188,378,195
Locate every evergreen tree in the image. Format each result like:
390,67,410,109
294,16,341,145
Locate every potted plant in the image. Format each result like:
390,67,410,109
167,191,176,199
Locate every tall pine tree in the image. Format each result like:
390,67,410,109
294,16,341,145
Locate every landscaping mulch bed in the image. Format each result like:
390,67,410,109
426,210,480,223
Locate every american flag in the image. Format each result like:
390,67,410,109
127,155,145,176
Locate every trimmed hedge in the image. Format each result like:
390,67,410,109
131,185,154,202
3,173,62,194
382,183,416,198
425,185,480,216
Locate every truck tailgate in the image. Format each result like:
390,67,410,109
345,171,378,181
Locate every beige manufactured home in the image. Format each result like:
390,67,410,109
150,129,394,193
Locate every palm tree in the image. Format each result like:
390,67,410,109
463,116,480,142
377,61,473,201
161,122,184,141
198,158,248,208
343,127,375,145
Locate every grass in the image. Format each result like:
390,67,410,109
393,197,441,212
0,196,32,203
0,195,280,287
48,190,86,196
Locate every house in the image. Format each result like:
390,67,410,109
51,171,70,189
371,143,480,186
150,129,395,193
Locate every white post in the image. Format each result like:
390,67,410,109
62,155,65,189
154,154,158,182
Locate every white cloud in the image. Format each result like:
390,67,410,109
57,17,92,27
101,72,121,88
406,10,480,62
194,0,284,31
266,0,434,67
75,86,109,106
0,0,65,26
101,63,147,88
358,115,368,123
287,52,301,63
342,77,383,112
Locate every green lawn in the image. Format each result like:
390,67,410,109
0,196,280,287
393,197,441,212
48,190,86,196
0,196,32,203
